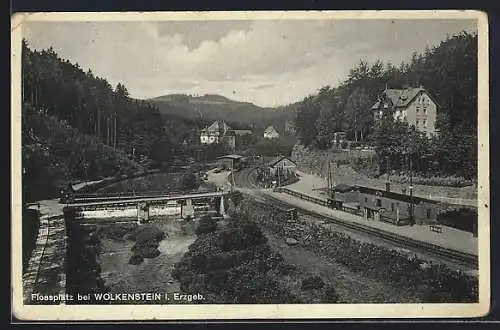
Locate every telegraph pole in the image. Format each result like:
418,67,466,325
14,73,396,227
409,153,414,226
231,159,235,192
386,156,390,192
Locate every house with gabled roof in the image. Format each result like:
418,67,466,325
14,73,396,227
200,120,235,151
267,155,297,176
263,125,280,139
371,86,439,137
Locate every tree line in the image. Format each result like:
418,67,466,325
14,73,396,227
22,39,174,168
21,40,182,200
293,31,477,179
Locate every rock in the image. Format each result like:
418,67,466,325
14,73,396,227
286,237,299,246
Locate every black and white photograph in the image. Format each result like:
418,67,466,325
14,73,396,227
11,11,489,320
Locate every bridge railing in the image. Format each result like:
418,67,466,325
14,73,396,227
71,189,205,199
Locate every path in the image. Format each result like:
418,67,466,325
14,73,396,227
22,178,106,304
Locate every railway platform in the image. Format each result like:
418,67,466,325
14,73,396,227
264,189,478,256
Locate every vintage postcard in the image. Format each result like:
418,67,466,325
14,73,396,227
11,10,490,321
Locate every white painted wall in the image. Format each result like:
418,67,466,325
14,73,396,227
79,202,212,219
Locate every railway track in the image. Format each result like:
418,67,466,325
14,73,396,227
232,168,478,270
258,193,478,269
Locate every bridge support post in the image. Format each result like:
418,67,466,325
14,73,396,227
181,198,194,219
219,196,229,219
137,202,149,224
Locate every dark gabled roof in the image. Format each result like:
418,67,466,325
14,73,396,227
267,155,297,168
206,120,232,132
371,87,440,110
264,126,280,134
356,185,439,205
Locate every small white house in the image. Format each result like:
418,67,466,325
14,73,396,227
267,156,297,176
263,126,280,139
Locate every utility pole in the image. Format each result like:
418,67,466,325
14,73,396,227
230,159,235,192
409,153,414,226
386,156,390,192
277,166,281,188
113,113,117,150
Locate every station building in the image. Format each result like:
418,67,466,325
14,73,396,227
328,184,442,225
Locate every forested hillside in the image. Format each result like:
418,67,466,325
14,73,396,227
21,40,182,201
150,93,297,130
293,32,478,179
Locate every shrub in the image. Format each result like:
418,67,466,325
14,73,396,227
323,285,339,303
129,254,144,265
301,275,325,290
181,173,198,190
195,215,218,236
130,224,165,243
216,222,267,251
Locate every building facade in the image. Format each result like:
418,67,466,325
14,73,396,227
200,120,236,151
371,86,439,137
329,184,441,225
263,126,280,139
200,120,233,144
267,156,297,176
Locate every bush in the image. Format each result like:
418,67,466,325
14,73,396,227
181,173,198,190
129,254,144,265
130,224,165,243
195,215,218,236
98,223,138,241
216,222,267,251
322,285,339,303
301,275,325,290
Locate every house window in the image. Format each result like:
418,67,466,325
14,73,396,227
423,108,427,114
391,203,395,212
416,120,419,126
416,107,419,113
376,199,382,207
364,197,368,203
427,209,432,219
423,120,427,128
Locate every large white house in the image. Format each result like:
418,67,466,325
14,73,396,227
200,120,233,144
371,86,439,137
199,120,236,151
263,126,280,139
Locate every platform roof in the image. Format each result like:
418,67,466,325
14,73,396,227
216,154,244,160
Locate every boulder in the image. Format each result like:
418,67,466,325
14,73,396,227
286,237,299,246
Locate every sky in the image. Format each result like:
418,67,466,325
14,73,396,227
23,18,477,107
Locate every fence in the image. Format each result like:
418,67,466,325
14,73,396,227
275,187,330,207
